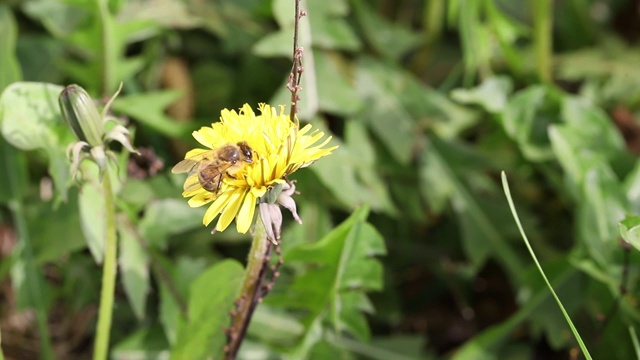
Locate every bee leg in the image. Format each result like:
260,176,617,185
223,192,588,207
216,176,224,192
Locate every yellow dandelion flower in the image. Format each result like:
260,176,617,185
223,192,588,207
173,103,336,239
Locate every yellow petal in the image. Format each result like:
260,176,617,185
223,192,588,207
184,148,208,159
236,191,256,233
203,190,233,226
192,129,214,149
187,190,216,207
216,188,246,231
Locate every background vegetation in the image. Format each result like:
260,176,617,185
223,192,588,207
2,0,640,359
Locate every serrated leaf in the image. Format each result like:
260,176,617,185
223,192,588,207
171,259,244,360
267,207,385,357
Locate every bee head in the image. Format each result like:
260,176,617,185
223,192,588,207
237,141,253,163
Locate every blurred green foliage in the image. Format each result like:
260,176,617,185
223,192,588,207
2,0,640,359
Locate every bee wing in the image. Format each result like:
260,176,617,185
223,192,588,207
171,150,213,174
171,158,198,174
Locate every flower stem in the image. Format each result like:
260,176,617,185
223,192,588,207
225,220,271,359
93,171,118,360
532,0,552,83
97,0,116,96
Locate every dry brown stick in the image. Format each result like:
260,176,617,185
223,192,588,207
287,0,305,121
224,2,304,358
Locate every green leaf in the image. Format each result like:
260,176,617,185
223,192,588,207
0,5,21,89
268,48,365,119
0,81,72,202
158,256,208,345
112,325,169,360
560,96,625,161
252,30,292,57
171,259,244,360
576,167,627,265
0,82,66,151
354,59,416,164
29,191,86,262
623,160,640,214
119,216,150,320
353,56,477,161
138,199,206,250
450,76,513,113
325,333,426,360
307,122,396,215
22,0,90,37
267,207,386,357
419,137,525,283
629,326,640,359
620,216,640,252
0,136,28,204
78,163,107,263
247,305,305,344
352,1,422,61
112,91,192,138
313,51,363,116
501,85,558,161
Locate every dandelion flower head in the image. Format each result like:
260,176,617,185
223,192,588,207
179,103,336,234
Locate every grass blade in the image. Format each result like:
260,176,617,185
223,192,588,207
501,171,592,359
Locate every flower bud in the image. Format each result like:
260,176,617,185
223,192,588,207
59,85,104,146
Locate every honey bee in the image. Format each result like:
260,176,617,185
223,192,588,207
172,141,254,193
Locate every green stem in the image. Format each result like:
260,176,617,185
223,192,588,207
97,0,116,96
225,220,270,360
93,172,118,360
532,0,552,83
2,140,54,360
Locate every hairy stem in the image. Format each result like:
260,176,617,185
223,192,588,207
93,171,118,360
225,220,271,359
